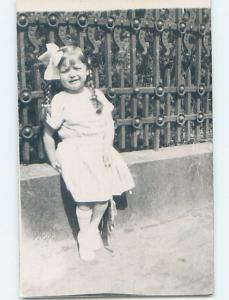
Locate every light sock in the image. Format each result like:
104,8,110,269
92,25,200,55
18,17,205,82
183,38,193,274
90,201,108,230
76,206,95,261
76,206,92,234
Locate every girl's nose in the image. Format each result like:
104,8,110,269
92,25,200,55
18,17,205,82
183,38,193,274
69,68,77,78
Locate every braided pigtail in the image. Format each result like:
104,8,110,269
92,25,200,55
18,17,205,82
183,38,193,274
87,58,103,114
40,80,63,122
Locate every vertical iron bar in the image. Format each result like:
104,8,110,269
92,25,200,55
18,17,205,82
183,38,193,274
185,68,191,142
22,108,28,127
119,68,126,149
203,67,210,139
34,65,45,160
19,31,26,89
195,9,202,141
19,30,30,163
144,94,149,148
175,9,182,145
165,68,171,146
79,30,85,50
130,11,138,149
49,30,55,43
153,11,160,150
105,31,112,88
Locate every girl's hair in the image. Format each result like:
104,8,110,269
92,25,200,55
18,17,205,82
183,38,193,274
57,45,103,114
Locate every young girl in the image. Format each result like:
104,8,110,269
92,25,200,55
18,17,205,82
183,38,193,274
39,43,135,262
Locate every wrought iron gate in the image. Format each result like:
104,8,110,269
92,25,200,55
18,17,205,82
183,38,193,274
17,9,212,164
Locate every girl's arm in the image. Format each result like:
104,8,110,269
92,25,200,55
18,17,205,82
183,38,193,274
43,124,61,173
103,113,115,167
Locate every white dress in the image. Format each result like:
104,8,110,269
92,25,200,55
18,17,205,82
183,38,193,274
46,87,135,202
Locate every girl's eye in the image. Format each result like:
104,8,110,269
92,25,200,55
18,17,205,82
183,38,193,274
60,67,70,74
73,66,81,71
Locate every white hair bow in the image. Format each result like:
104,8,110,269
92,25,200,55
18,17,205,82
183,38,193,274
38,43,64,80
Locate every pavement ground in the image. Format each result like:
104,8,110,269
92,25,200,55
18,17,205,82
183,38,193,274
20,204,213,298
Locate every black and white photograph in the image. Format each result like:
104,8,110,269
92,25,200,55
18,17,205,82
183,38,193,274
18,0,213,297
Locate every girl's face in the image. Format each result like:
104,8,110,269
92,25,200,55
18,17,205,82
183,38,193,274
59,55,87,92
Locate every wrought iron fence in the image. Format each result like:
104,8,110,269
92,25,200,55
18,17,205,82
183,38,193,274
17,9,212,164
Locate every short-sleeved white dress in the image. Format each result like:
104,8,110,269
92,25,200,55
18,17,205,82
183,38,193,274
46,87,135,202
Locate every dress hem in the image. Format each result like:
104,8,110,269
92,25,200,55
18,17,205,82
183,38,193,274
70,186,135,203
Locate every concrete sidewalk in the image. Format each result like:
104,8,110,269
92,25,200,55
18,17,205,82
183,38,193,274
20,204,213,298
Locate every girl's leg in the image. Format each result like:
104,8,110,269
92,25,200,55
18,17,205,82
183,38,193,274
90,201,108,250
91,201,108,230
76,203,95,261
76,203,92,233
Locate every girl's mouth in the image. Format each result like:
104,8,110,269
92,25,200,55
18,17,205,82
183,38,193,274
69,79,79,83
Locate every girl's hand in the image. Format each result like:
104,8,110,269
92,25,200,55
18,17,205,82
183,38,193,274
50,160,62,173
103,148,112,168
